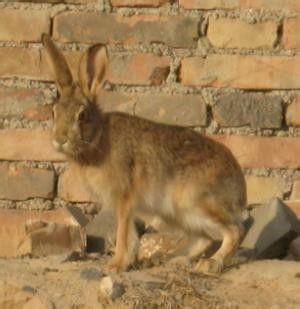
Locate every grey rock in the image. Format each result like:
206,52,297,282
288,236,300,261
80,267,103,281
241,198,300,259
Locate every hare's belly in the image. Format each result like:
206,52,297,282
138,184,176,219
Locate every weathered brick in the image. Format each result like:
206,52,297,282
180,0,300,11
207,17,277,48
0,164,55,200
97,91,135,114
111,0,171,7
213,93,283,128
291,180,300,200
97,91,207,126
135,94,206,126
0,48,43,80
180,55,300,89
213,135,300,168
1,47,167,85
0,47,81,81
23,105,53,121
49,49,169,86
14,0,95,3
283,18,300,49
58,168,93,203
108,54,170,85
246,176,286,204
0,9,50,42
286,96,300,127
53,13,199,47
0,87,46,119
180,0,240,9
0,129,65,161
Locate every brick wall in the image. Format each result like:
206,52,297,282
0,0,300,214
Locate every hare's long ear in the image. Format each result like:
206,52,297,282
78,44,108,100
42,34,74,97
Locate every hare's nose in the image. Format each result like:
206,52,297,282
52,139,68,150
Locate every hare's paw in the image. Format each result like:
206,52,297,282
107,257,130,273
168,255,191,267
194,258,223,276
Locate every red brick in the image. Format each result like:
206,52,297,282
111,0,171,7
213,135,300,168
0,129,65,161
23,105,53,121
180,0,300,11
0,87,45,118
180,55,300,89
207,17,277,48
291,180,300,200
54,13,199,47
283,18,300,49
246,176,286,204
0,9,50,42
286,96,300,127
0,164,55,200
58,167,93,203
108,54,170,85
97,91,207,126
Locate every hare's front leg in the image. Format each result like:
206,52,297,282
108,200,138,272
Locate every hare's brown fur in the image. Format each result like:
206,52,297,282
43,34,247,274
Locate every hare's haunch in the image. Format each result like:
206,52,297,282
43,34,247,275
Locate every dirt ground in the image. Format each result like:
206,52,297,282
0,254,299,309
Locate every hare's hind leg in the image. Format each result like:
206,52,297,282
195,223,244,275
187,234,213,260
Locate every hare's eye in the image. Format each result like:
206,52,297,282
78,109,88,122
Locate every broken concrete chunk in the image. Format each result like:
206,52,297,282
138,232,186,261
99,276,125,301
0,207,88,258
86,209,145,254
241,198,300,259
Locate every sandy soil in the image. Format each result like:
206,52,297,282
0,254,299,309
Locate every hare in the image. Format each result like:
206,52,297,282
43,34,247,275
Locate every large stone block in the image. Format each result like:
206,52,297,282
0,207,88,258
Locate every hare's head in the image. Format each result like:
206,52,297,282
42,34,108,160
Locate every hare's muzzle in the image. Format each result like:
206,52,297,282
52,139,69,153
